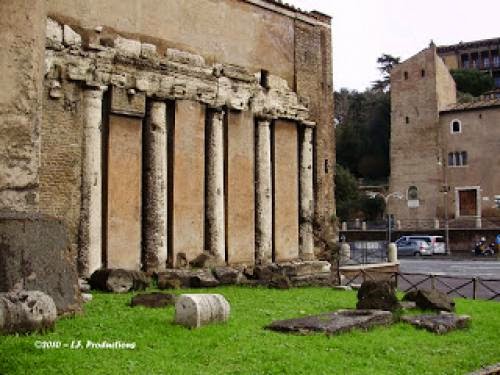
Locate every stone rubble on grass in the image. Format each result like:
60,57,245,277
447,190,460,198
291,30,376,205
174,294,230,329
266,309,393,335
89,269,150,293
401,311,470,334
213,267,242,285
403,289,455,312
0,291,57,335
468,363,500,375
400,301,417,310
356,280,400,312
78,278,91,292
81,293,93,303
130,293,175,308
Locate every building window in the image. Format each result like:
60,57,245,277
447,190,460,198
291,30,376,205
404,71,408,80
407,186,418,200
450,119,461,134
405,116,410,124
493,54,500,68
448,151,468,166
421,69,426,77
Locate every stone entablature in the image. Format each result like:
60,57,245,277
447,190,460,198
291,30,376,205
45,19,311,124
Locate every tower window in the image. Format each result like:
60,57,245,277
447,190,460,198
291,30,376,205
405,116,410,124
448,151,468,166
404,71,409,80
421,69,426,77
407,186,418,200
450,119,461,134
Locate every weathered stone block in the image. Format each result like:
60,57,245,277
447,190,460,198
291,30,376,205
110,86,146,117
0,291,57,335
46,18,62,45
356,280,400,312
408,289,455,312
0,213,81,315
213,267,242,285
141,43,157,59
114,36,141,58
174,294,230,328
89,269,150,293
401,312,470,334
166,48,205,66
63,25,82,47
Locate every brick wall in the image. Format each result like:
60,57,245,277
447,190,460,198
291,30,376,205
39,82,84,255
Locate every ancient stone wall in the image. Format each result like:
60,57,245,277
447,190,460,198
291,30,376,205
39,82,83,257
1,1,334,275
0,0,46,211
294,17,336,235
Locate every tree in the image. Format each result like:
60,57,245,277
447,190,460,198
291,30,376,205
450,69,494,97
335,164,360,221
335,89,391,180
371,54,400,92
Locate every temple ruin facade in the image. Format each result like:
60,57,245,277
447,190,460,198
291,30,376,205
0,0,335,276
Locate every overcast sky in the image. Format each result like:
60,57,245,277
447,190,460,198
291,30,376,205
287,0,500,91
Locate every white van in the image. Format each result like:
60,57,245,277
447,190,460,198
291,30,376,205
395,236,446,255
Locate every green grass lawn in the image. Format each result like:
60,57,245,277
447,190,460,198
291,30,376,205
1,286,499,375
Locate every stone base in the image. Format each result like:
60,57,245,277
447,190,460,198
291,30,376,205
0,212,81,315
157,261,333,288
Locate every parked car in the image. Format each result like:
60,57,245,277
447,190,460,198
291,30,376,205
395,238,432,257
395,235,446,255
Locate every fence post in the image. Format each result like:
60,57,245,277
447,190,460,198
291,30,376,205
473,277,477,300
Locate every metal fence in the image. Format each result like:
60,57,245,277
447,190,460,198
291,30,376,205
342,216,500,231
341,269,500,301
348,241,388,265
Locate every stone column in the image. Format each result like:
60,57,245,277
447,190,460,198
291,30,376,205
206,109,226,262
255,118,272,264
81,88,105,277
300,123,315,260
144,101,168,273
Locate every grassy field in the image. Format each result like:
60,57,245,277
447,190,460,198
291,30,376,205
1,286,499,374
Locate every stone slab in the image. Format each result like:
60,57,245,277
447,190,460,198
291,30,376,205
172,101,205,266
106,114,142,270
401,312,471,334
227,110,255,264
273,120,299,261
266,309,393,335
0,213,81,315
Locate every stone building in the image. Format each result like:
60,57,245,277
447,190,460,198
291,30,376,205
389,44,500,228
437,37,500,89
0,0,335,277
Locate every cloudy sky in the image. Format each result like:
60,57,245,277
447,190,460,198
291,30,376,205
287,0,500,91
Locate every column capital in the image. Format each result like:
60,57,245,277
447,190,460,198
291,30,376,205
300,120,316,128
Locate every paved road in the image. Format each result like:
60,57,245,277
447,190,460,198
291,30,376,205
399,258,500,279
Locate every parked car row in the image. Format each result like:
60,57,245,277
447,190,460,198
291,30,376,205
395,235,446,257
